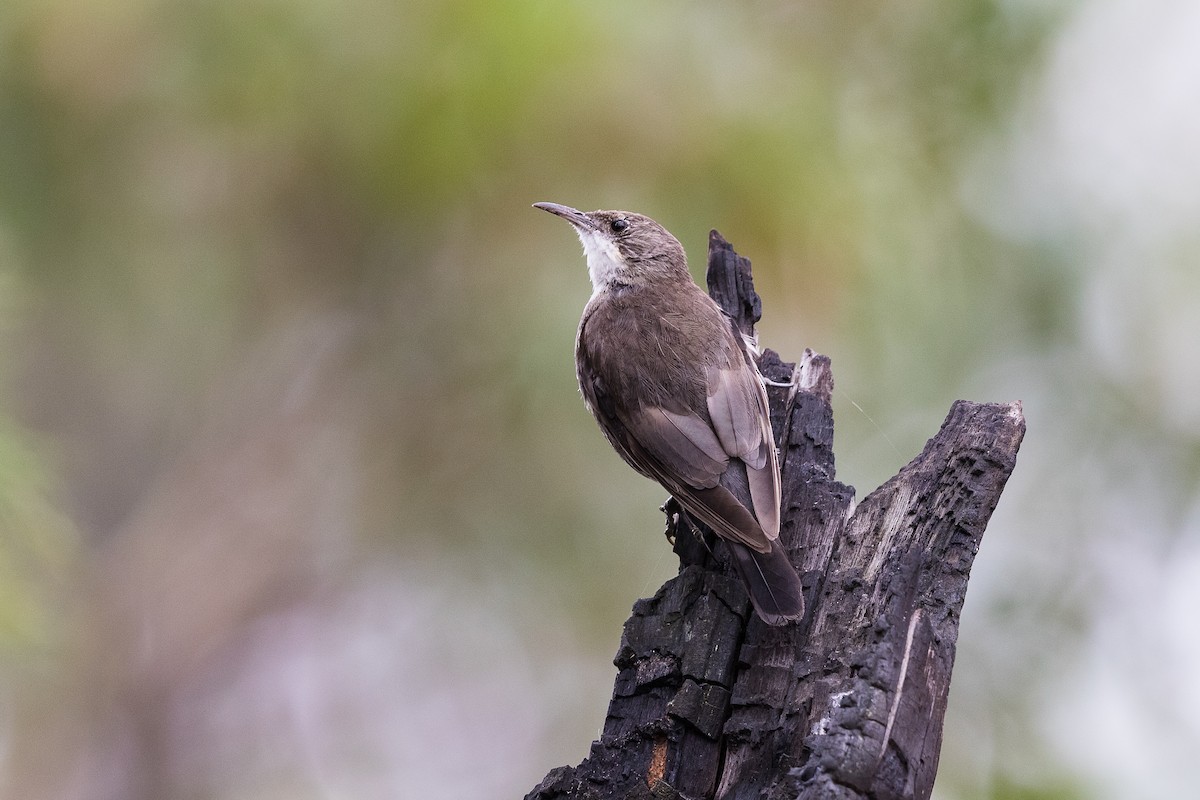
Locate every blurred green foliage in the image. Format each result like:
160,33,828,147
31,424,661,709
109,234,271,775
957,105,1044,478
0,1,1197,799
0,416,74,650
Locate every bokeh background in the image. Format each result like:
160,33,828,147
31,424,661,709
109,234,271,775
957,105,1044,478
1,0,1198,798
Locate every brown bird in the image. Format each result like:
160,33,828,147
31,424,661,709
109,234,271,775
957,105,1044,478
534,202,805,625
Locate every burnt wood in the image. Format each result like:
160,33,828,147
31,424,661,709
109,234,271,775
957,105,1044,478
526,231,1025,800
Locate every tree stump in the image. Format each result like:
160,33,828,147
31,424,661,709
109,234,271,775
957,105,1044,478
526,232,1025,800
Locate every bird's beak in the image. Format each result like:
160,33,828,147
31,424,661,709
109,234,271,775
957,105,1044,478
533,202,597,230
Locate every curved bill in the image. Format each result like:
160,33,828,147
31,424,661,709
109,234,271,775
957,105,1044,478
532,202,598,230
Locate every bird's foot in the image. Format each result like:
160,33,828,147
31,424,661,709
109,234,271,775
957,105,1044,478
660,497,682,545
663,497,715,566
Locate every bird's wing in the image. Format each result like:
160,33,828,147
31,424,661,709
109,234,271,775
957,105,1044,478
621,406,727,488
706,364,781,541
619,404,772,553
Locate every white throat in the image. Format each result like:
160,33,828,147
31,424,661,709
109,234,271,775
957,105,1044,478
575,229,625,292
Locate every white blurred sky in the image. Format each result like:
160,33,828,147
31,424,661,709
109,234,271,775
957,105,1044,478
960,0,1200,797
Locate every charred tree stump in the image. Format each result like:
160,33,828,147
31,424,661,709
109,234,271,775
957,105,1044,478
526,232,1025,800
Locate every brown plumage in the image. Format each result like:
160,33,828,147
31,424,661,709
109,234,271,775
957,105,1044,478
534,202,805,625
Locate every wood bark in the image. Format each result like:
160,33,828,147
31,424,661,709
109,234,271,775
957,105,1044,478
526,232,1025,800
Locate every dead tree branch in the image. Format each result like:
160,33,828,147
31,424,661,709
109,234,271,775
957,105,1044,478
527,232,1025,800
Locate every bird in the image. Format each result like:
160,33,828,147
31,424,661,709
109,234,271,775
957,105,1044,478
533,202,805,625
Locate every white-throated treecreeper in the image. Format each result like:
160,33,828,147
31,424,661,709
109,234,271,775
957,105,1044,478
534,202,804,625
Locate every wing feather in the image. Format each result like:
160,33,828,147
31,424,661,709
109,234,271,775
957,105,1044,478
706,367,765,465
624,407,727,489
744,373,780,539
706,363,781,539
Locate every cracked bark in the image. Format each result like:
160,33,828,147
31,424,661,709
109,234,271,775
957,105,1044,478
526,232,1025,800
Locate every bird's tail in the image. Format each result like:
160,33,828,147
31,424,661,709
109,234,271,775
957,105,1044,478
727,538,805,626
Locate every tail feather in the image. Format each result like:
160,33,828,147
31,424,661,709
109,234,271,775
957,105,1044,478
727,538,805,625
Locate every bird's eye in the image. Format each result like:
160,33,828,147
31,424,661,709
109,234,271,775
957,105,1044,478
610,218,630,234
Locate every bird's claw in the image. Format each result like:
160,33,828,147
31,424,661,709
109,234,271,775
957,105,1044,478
660,497,681,545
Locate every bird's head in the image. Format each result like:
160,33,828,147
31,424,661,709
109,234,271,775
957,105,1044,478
533,202,688,291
